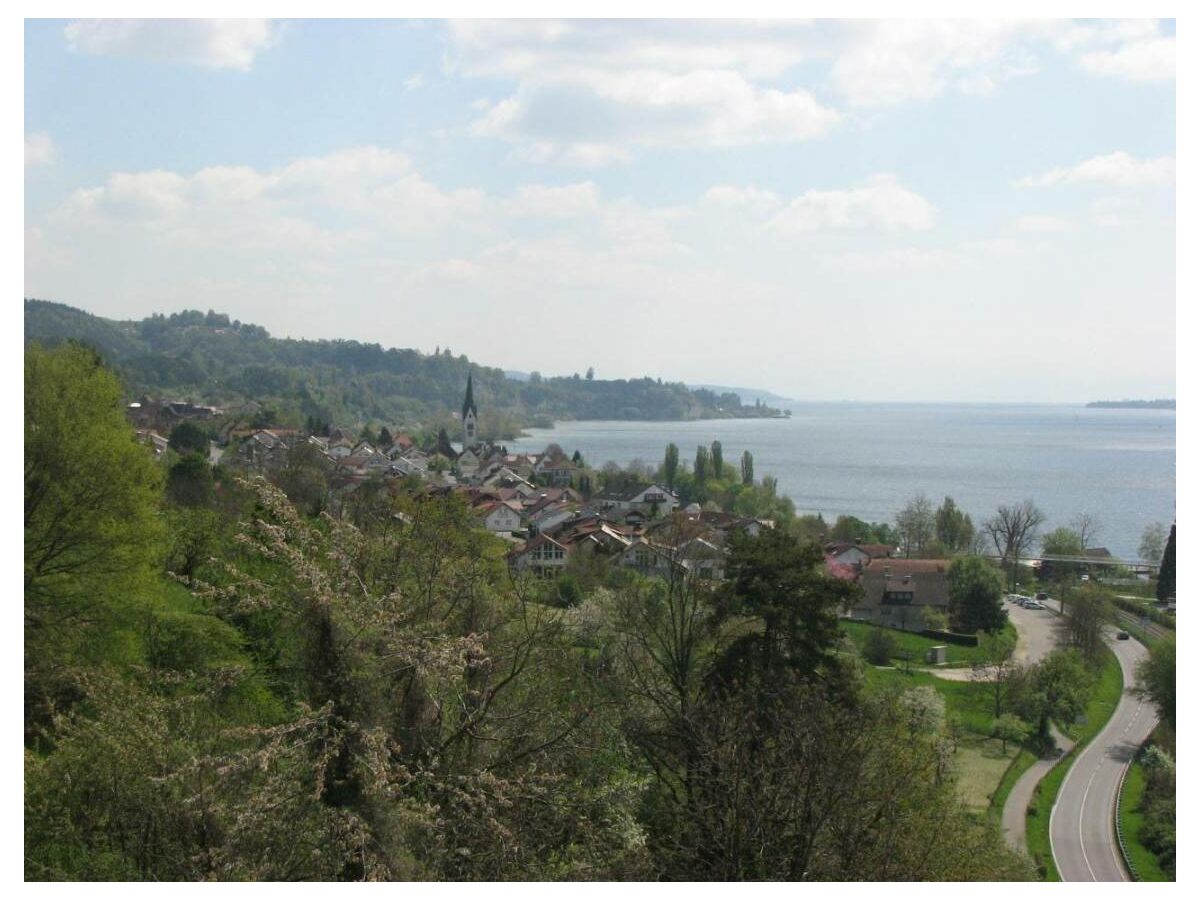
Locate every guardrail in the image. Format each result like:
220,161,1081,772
1114,743,1145,881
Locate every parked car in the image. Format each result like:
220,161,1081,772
1035,592,1049,601
1116,631,1130,640
1024,600,1045,610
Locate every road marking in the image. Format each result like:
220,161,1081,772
1078,757,1104,880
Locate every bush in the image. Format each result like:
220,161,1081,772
863,628,896,666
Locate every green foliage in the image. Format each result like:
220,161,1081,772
1156,523,1175,601
863,627,897,665
25,344,165,731
935,496,975,552
1009,649,1091,742
992,714,1030,752
25,299,783,429
1137,637,1175,728
166,453,214,508
947,556,1007,633
167,421,209,455
740,449,753,485
662,442,679,489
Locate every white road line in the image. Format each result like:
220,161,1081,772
1078,758,1104,880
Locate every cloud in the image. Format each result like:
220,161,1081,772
1055,19,1175,82
1016,214,1071,233
470,69,839,165
25,132,55,168
63,19,277,71
769,174,936,232
832,246,961,272
508,182,599,217
829,20,1042,108
450,20,839,165
1016,152,1175,188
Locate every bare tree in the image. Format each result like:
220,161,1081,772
982,500,1045,591
1071,513,1102,552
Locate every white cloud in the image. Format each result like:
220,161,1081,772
832,247,960,272
1016,152,1175,188
25,132,55,168
64,19,277,71
1055,19,1175,83
508,182,599,217
1016,214,1071,233
450,20,839,165
769,174,936,232
829,20,1042,108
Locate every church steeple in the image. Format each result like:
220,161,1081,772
462,374,478,444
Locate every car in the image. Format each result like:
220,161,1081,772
1116,631,1130,640
1035,592,1049,601
1024,600,1045,610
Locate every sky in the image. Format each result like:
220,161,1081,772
23,18,1176,402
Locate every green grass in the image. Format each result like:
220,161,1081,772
863,665,999,735
954,737,1019,813
988,747,1037,820
841,620,1006,668
1025,645,1124,881
1118,755,1171,881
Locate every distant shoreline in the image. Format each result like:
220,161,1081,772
1086,399,1175,410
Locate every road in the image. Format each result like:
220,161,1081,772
1050,630,1157,881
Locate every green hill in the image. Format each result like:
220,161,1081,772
24,299,782,433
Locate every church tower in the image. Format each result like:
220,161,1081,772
462,373,478,445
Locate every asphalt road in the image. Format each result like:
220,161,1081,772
1050,630,1157,882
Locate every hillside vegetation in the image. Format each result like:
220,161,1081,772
24,299,784,432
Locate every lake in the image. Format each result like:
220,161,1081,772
506,403,1176,561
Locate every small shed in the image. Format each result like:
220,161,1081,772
925,645,947,665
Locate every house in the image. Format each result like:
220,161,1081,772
508,534,570,579
474,500,522,534
596,483,680,517
849,558,950,631
135,429,170,458
534,454,578,487
825,542,896,569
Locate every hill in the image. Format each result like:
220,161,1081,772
24,299,784,433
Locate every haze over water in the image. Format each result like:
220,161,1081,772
509,403,1176,561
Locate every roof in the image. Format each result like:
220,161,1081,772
860,560,950,607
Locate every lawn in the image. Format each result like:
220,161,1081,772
987,748,1037,821
863,664,998,735
954,736,1019,813
1118,755,1171,881
841,620,1006,669
1025,645,1123,881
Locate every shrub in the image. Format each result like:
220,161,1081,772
863,628,896,666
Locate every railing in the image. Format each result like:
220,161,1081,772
1114,743,1144,881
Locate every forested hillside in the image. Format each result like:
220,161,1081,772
24,300,783,432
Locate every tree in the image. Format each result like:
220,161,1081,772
740,450,754,486
710,441,723,479
895,492,935,558
1040,526,1085,580
863,627,896,665
1060,582,1112,665
1008,649,1091,742
25,345,163,639
715,527,860,684
663,443,679,489
982,500,1045,591
1139,522,1167,566
1136,637,1175,728
947,556,1007,634
585,366,595,381
935,496,974,553
694,445,710,483
167,420,208,456
973,628,1017,717
378,425,393,447
166,453,215,508
993,714,1030,753
25,344,165,733
1070,513,1101,552
1157,523,1175,601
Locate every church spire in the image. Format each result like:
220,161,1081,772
462,373,478,444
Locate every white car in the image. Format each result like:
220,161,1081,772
1024,600,1045,610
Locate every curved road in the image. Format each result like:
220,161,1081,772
1050,630,1157,881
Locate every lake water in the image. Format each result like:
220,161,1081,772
507,404,1176,561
